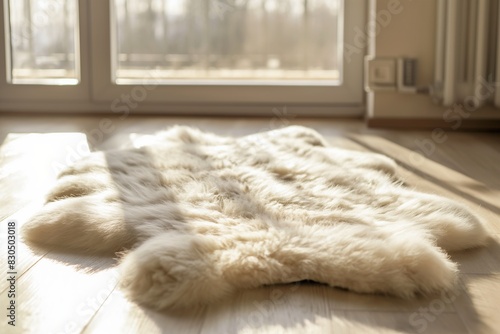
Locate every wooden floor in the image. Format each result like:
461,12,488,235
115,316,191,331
0,115,499,334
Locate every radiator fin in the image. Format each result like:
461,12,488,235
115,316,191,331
435,0,499,109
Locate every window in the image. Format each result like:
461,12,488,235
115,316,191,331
113,0,340,83
7,0,79,84
0,0,366,114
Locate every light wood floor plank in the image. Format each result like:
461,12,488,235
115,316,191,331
82,290,207,334
365,131,500,190
0,253,117,334
339,311,468,334
453,274,500,334
450,234,500,275
0,205,49,292
0,133,90,221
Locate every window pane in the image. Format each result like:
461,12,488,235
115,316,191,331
113,0,341,84
7,0,79,85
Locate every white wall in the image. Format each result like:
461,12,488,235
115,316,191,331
367,0,500,123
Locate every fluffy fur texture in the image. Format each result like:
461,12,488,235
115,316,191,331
22,126,489,310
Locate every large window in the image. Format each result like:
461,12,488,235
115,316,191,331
7,0,79,84
0,0,366,114
113,0,340,83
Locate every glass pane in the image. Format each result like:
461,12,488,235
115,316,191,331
7,0,79,85
113,0,341,84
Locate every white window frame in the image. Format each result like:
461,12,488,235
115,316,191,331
0,0,90,102
0,0,366,115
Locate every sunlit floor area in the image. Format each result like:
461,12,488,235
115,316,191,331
0,115,499,334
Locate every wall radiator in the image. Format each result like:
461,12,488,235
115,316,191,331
434,0,500,108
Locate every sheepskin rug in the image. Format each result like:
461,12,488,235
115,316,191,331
22,126,489,310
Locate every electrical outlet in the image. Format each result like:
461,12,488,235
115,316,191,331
365,57,397,91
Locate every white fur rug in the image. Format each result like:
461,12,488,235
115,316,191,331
22,126,489,310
